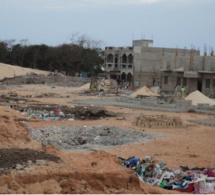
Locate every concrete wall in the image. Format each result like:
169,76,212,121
160,71,199,94
134,71,160,87
104,40,215,97
204,56,215,71
201,74,215,97
133,47,199,87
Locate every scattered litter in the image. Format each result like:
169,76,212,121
17,105,115,121
119,156,215,193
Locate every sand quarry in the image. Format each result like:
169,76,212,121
0,64,215,194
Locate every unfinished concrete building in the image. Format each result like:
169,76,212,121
161,50,215,97
104,40,215,97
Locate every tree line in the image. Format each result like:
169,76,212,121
0,34,104,76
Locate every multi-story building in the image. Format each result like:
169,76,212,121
104,39,215,97
104,45,134,87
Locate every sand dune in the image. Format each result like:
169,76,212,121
0,63,50,80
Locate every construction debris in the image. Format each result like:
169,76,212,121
27,125,162,151
134,114,183,128
89,77,118,92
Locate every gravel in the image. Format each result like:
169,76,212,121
27,124,163,152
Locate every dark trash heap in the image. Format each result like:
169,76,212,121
119,156,215,194
16,105,114,121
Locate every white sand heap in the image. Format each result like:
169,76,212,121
185,90,215,106
130,86,160,97
79,83,90,90
0,63,50,80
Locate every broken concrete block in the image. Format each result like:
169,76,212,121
16,164,24,170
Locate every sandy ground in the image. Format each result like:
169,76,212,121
0,83,215,193
0,63,50,80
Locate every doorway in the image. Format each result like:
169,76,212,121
197,79,202,92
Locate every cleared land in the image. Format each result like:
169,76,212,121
0,70,215,193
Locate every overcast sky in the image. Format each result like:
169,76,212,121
0,0,214,53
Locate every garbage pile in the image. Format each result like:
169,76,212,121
20,108,65,121
119,156,215,193
19,105,116,121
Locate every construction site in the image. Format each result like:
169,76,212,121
0,62,215,194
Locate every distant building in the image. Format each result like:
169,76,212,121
104,40,215,97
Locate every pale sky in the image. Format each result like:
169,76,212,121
0,0,214,52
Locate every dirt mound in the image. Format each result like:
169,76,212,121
185,90,215,106
0,73,90,87
0,151,171,194
0,63,49,80
0,106,40,148
130,86,160,97
79,83,90,90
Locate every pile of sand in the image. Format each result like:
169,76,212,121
130,86,160,97
79,83,90,90
0,63,50,80
185,90,215,106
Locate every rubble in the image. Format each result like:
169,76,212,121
27,125,163,151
